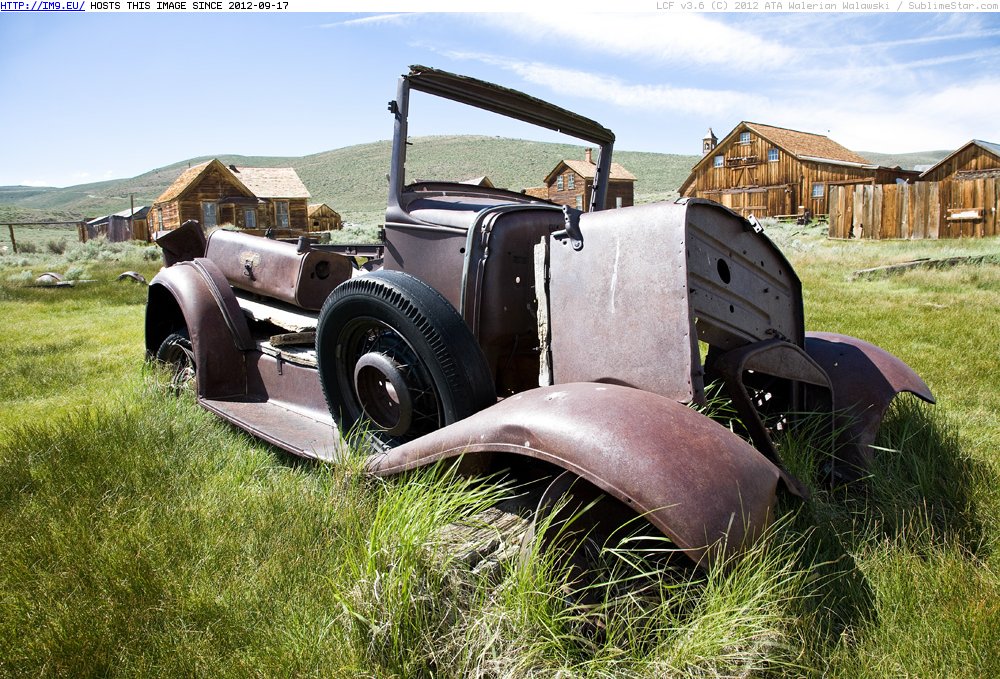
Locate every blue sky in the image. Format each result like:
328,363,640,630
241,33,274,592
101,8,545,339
1,11,999,187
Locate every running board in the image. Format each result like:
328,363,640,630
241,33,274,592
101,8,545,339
201,397,346,462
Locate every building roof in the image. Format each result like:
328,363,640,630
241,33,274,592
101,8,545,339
153,159,310,204
680,121,879,195
918,139,1000,179
86,205,150,226
743,122,871,165
308,203,340,217
230,166,310,199
545,159,636,185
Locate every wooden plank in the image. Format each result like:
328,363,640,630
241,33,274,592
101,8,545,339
900,183,910,238
927,182,940,239
987,178,998,237
852,184,864,238
912,182,926,239
882,184,897,239
828,186,842,238
872,184,884,239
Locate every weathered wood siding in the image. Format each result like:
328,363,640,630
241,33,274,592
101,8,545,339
308,205,342,232
829,178,999,239
685,129,913,217
546,172,634,211
920,145,1000,183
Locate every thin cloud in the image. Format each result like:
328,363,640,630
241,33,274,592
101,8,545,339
319,13,413,29
440,51,770,117
476,13,795,70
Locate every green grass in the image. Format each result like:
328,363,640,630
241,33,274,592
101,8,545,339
1,230,998,676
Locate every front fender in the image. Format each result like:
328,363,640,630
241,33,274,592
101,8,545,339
146,258,252,400
805,331,935,478
368,382,790,567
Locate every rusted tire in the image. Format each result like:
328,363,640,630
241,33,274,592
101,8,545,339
315,270,495,452
156,330,195,392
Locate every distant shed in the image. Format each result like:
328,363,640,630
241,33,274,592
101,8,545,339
307,203,342,232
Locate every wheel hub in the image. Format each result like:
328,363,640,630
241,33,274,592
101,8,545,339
353,351,414,436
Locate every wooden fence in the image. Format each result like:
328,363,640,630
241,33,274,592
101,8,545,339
828,177,999,239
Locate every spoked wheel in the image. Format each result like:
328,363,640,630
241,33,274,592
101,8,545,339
156,329,196,392
316,270,496,452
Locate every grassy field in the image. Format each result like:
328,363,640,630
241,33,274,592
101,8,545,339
1,229,998,677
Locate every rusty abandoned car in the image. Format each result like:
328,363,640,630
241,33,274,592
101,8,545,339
145,66,935,568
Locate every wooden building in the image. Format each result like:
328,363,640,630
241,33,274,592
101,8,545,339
307,203,342,232
530,149,635,211
918,139,1000,182
150,159,311,233
679,122,919,218
84,205,150,242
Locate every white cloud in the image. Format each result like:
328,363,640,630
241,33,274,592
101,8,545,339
477,13,795,70
319,13,413,29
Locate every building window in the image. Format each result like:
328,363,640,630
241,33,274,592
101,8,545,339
713,154,724,168
556,175,564,191
575,195,583,210
568,174,575,190
201,202,217,228
275,201,289,228
616,196,623,209
739,132,751,144
811,183,825,198
244,209,256,229
157,207,163,231
768,148,779,162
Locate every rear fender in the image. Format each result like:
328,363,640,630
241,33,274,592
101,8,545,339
805,331,935,478
146,258,253,400
367,382,791,567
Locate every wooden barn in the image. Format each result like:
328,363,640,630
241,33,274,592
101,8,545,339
530,148,635,211
150,159,311,233
679,122,919,218
918,139,1000,182
307,203,342,232
919,140,1000,236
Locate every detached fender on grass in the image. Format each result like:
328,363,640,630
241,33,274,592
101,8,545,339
805,331,935,479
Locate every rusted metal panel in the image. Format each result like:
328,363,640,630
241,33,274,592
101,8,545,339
805,331,934,478
147,259,252,400
205,229,352,310
368,383,787,567
547,202,699,403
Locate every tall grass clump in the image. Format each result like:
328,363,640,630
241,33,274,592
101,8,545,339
330,463,516,676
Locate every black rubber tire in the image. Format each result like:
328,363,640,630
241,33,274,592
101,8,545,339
156,330,195,391
315,270,496,452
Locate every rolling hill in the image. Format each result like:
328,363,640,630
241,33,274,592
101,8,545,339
0,136,949,227
0,136,697,226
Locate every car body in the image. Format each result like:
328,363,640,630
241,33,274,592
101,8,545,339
145,66,934,567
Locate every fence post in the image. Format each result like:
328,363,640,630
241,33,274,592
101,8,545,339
7,224,16,254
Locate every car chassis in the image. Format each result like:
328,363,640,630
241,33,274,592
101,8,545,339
146,66,934,568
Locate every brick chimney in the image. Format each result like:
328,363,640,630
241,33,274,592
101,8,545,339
585,148,593,164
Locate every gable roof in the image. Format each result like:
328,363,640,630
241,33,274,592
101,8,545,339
87,205,150,226
743,122,870,165
918,139,1000,179
308,203,340,217
154,159,310,204
154,159,254,204
680,121,875,195
230,166,310,199
545,159,636,185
